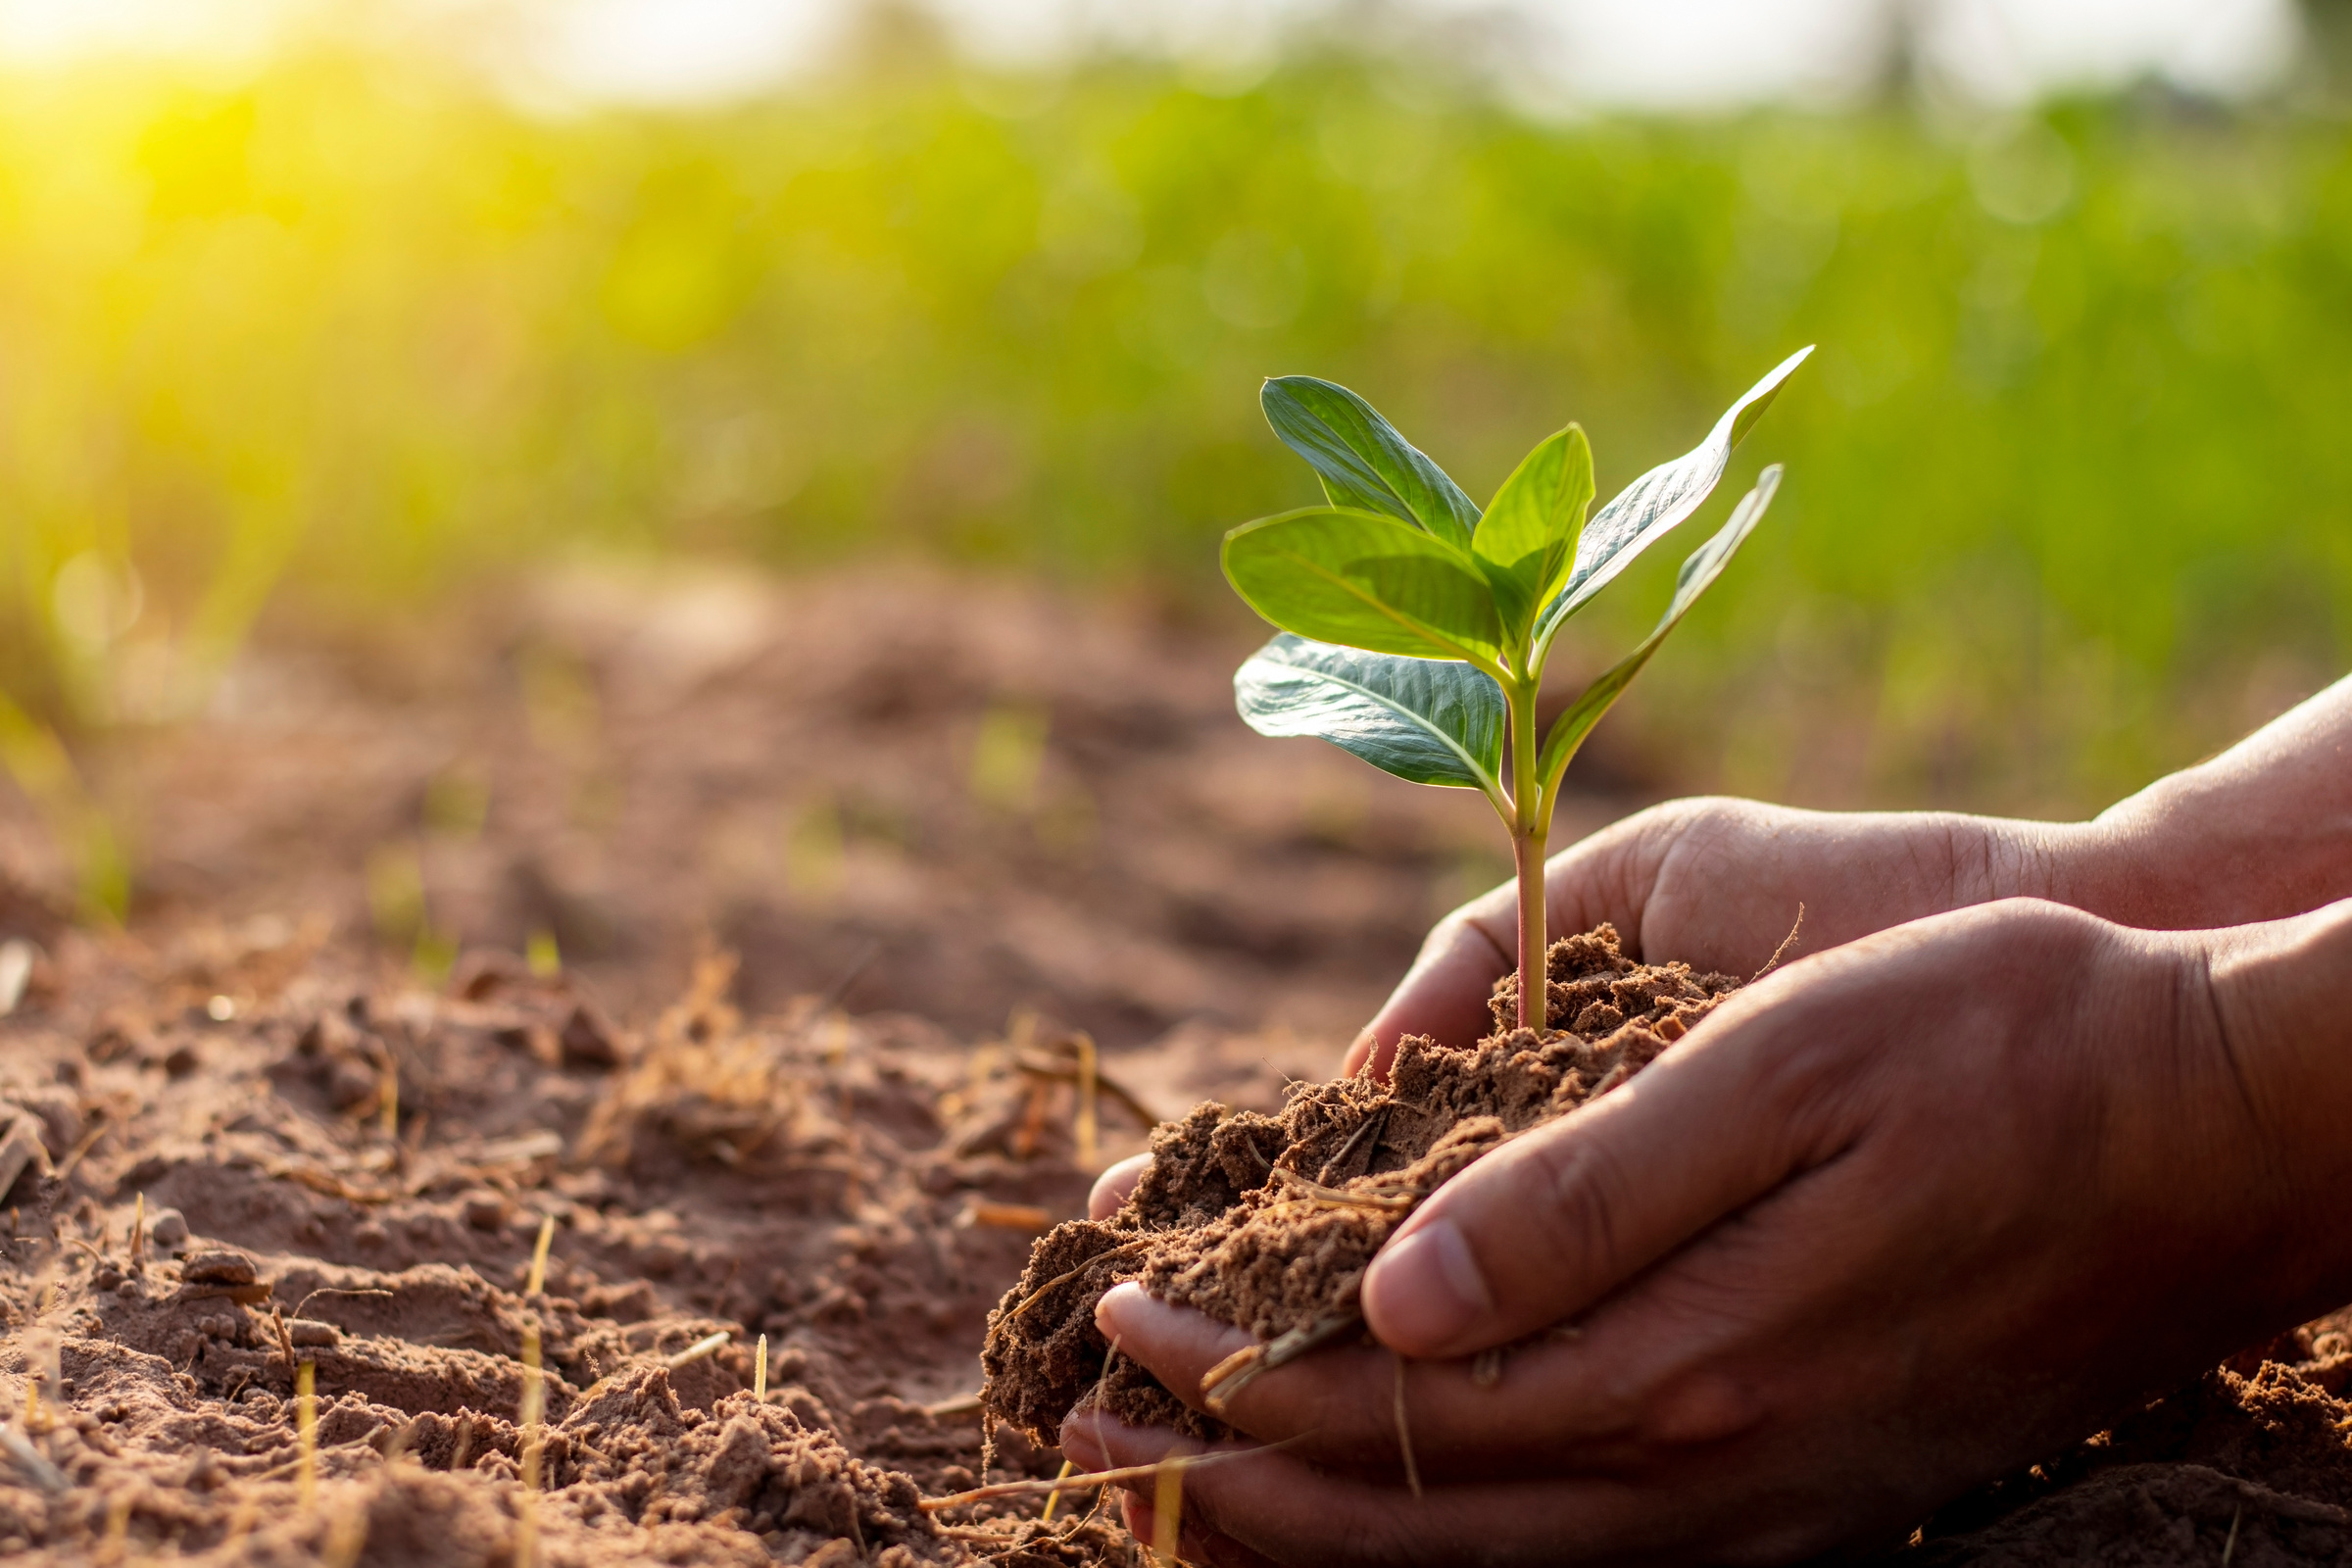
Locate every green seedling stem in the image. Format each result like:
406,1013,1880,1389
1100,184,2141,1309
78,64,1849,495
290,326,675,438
1225,348,1811,1031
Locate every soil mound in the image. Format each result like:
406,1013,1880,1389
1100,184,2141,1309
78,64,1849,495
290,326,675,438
0,920,1278,1565
980,924,1738,1441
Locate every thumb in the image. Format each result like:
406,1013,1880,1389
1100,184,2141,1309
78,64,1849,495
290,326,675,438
1360,965,1849,1358
1348,897,1514,1078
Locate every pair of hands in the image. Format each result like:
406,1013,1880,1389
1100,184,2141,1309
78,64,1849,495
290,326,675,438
1063,795,2352,1566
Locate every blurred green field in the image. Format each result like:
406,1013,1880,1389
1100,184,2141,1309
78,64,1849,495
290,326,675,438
4,25,2349,848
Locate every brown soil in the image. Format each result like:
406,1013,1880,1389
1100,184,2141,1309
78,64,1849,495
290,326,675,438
979,925,1738,1443
7,566,2352,1566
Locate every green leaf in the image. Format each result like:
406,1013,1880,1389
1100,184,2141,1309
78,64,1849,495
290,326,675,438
1261,376,1481,551
1223,506,1504,665
1235,634,1506,799
1533,346,1811,655
1472,423,1592,640
1537,466,1783,793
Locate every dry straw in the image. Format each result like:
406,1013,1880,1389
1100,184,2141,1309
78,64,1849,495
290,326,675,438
755,1334,768,1399
517,1318,545,1568
525,1213,555,1296
296,1360,318,1509
1152,1456,1188,1566
378,1052,399,1139
1073,1031,1099,1167
1038,1459,1077,1523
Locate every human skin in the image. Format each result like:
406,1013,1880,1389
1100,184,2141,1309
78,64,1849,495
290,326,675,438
1068,675,2352,1565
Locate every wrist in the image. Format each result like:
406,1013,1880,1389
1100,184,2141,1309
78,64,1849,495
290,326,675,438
2202,901,2352,1310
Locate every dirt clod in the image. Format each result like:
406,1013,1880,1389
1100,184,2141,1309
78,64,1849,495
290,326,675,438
981,924,1737,1442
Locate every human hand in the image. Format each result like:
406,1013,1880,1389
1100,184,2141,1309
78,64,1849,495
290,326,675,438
1064,899,2352,1566
1086,799,2087,1221
1347,797,2091,1078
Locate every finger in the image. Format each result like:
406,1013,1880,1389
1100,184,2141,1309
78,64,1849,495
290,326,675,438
1119,1490,1283,1568
1062,1416,1283,1568
1361,952,1866,1359
1350,895,1515,1076
1095,1282,1746,1470
1089,1152,1152,1220
1075,1411,1722,1568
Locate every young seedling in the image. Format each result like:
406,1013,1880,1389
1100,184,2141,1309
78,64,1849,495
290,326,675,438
1225,347,1811,1032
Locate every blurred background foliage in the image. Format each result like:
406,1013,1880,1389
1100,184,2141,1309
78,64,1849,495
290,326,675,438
4,1,2352,902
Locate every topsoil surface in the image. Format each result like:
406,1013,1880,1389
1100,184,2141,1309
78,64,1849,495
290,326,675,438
2,565,2350,1566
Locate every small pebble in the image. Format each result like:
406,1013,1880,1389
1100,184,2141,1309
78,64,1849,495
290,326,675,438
287,1318,340,1348
461,1193,511,1232
149,1208,189,1248
180,1250,257,1287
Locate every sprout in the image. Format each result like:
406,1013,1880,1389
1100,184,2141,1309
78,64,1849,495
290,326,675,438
1224,348,1811,1033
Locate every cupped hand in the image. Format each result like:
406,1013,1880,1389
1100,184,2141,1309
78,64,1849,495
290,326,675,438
1064,899,2352,1566
1348,797,2090,1078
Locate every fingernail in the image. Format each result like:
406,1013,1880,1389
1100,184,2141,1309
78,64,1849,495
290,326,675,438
1365,1218,1493,1348
1094,1280,1144,1340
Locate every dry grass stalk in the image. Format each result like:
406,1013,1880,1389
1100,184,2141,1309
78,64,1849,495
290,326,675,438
755,1334,768,1399
525,1214,555,1297
271,1305,296,1378
51,1120,105,1184
1039,1459,1077,1523
1073,1031,1099,1167
128,1193,143,1264
296,1360,318,1509
663,1330,730,1371
961,1200,1054,1233
1269,1168,1417,1211
99,1491,131,1563
22,1326,59,1436
1152,1455,1187,1566
990,1238,1154,1339
919,1447,1265,1512
1200,1310,1362,1415
378,1052,399,1140
0,1421,68,1495
517,1320,545,1568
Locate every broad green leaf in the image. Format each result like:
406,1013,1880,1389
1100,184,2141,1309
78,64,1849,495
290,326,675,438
1473,424,1592,640
1261,377,1481,551
1235,634,1506,800
1537,466,1783,793
1223,506,1505,666
1533,346,1811,656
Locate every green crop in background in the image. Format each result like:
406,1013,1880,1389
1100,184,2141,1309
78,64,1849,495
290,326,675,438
1,26,2349,836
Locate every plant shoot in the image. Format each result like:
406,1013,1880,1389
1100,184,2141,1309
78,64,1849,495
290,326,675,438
1224,348,1811,1032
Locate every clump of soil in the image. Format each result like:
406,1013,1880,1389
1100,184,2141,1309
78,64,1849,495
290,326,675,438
980,924,1738,1442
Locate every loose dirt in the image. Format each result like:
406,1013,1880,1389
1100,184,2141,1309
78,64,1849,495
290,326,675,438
6,567,2352,1565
